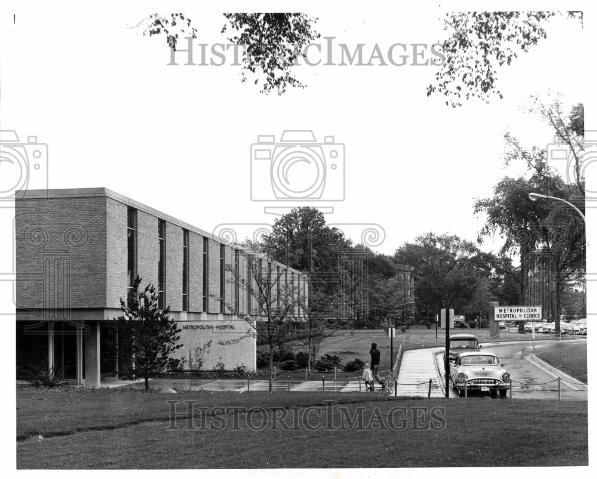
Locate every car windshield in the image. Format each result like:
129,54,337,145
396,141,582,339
451,340,477,348
460,355,498,365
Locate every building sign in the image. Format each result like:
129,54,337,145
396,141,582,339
494,306,542,321
182,324,236,330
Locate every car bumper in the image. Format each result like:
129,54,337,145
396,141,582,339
455,383,509,392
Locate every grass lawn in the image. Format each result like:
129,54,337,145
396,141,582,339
536,341,587,383
16,388,390,440
17,389,587,468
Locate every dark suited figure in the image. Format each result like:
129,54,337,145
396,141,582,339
370,343,385,388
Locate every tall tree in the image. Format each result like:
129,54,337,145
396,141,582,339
116,277,182,391
475,103,585,332
394,233,484,314
222,13,320,94
428,11,582,106
224,255,301,392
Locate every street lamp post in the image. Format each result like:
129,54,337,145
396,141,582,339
527,192,585,335
528,192,585,222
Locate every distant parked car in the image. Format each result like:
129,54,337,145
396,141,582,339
450,351,511,398
447,334,480,363
523,322,543,333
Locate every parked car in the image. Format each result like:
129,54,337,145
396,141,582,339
523,322,543,333
447,334,480,362
450,351,511,398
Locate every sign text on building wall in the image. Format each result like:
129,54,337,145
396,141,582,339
182,324,236,330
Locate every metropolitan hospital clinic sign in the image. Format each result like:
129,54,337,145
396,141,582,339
494,306,542,321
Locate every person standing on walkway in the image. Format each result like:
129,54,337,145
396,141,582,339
370,343,385,388
362,362,374,391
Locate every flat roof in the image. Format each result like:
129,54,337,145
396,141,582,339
16,188,304,276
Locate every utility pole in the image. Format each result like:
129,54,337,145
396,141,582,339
390,321,394,369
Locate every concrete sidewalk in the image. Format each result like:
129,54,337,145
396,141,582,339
396,347,445,397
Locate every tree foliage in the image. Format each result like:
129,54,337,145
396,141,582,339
475,100,585,330
116,277,182,391
428,11,581,106
222,13,320,94
143,13,198,49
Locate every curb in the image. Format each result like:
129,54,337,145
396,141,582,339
526,354,586,391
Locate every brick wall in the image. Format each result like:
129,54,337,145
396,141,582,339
105,197,128,308
16,196,107,310
165,222,183,312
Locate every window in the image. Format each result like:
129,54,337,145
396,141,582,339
258,259,263,316
158,219,166,309
220,244,225,314
234,250,240,315
247,256,252,315
202,237,208,312
127,207,137,296
182,229,189,311
297,275,301,318
290,271,295,316
276,266,280,311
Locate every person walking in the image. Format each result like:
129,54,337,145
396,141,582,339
362,362,374,391
370,343,385,389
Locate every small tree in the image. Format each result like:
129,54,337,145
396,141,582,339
116,277,182,391
224,256,303,392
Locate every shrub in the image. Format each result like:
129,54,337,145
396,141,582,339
167,357,186,373
213,360,225,372
313,353,342,372
343,358,365,372
256,351,269,368
17,364,63,388
273,348,295,362
278,359,299,371
295,351,309,368
233,364,248,377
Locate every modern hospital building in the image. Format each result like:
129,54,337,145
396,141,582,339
15,188,308,387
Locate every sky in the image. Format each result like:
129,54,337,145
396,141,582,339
0,1,587,258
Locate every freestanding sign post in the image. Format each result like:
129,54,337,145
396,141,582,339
494,306,542,338
388,327,395,368
441,308,454,398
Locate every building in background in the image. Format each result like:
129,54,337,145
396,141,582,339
16,188,307,388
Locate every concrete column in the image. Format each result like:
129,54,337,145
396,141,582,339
47,321,55,377
84,321,101,388
76,321,84,385
489,301,499,338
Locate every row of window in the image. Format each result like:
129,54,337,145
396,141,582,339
126,207,305,314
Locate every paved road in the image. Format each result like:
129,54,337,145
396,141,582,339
432,340,587,401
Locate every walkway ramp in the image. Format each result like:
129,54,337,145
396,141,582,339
396,347,445,397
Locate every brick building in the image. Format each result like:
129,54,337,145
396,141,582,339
16,188,308,387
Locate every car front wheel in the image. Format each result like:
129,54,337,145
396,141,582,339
499,389,508,398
